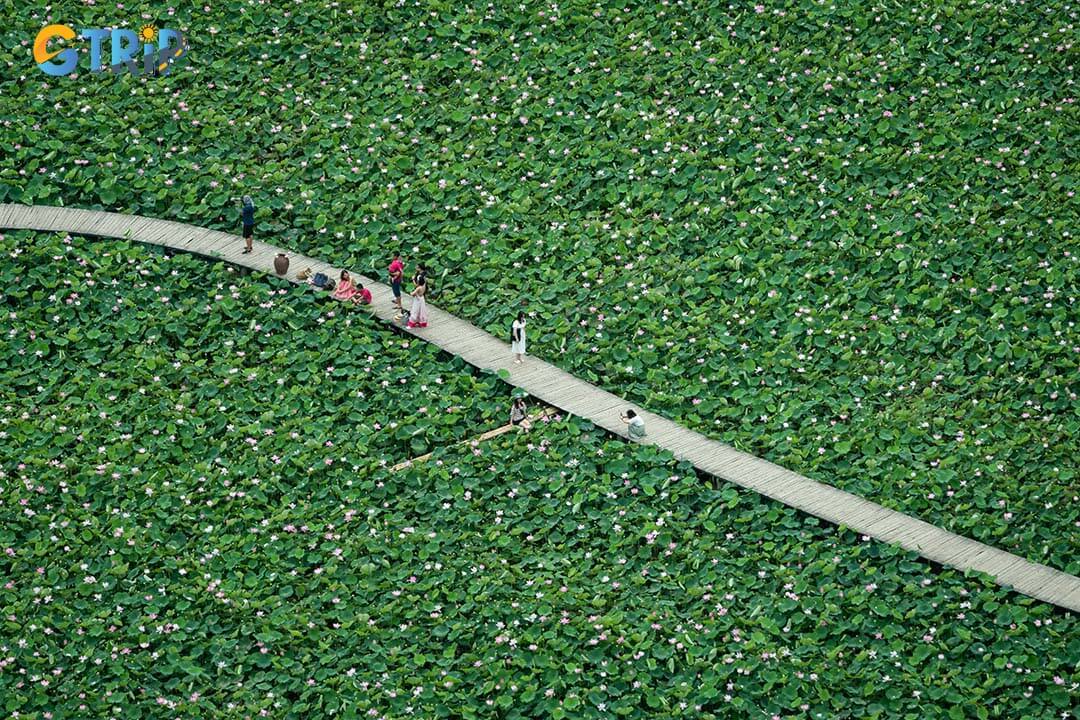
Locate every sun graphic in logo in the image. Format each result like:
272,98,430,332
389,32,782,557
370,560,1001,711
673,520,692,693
139,24,158,44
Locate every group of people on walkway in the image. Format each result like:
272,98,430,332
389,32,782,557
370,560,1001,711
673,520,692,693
332,255,429,329
331,270,372,305
238,199,448,335
241,198,647,439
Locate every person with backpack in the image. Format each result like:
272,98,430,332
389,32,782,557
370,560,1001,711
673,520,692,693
511,311,527,364
407,264,429,329
240,195,255,254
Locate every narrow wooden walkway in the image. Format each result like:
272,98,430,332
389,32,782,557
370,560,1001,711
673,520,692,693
3,203,1078,613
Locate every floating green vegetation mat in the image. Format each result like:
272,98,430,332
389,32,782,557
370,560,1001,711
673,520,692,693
3,0,1075,569
0,232,1076,718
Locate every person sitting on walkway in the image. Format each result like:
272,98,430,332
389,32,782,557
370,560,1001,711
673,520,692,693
332,270,359,302
355,283,372,305
621,409,646,440
510,397,531,431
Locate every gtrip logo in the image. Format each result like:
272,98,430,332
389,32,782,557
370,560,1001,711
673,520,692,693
33,23,188,77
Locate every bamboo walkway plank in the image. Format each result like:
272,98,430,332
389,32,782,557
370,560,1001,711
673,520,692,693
4,205,32,229
58,208,90,232
72,208,104,234
3,202,1078,613
391,408,558,472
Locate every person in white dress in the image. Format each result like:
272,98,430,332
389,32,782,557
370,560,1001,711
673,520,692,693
511,312,527,363
407,264,428,329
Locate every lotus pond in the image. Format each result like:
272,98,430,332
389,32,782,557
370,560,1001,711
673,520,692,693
1,233,1078,718
3,0,1076,571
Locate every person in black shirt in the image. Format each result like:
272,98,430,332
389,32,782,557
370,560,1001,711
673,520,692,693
240,195,255,254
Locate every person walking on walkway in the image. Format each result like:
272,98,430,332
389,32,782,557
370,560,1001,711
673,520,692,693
240,195,255,254
621,409,646,440
407,264,429,329
388,251,404,311
511,311,527,364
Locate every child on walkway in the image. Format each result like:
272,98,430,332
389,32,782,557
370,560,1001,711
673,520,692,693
356,283,372,305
